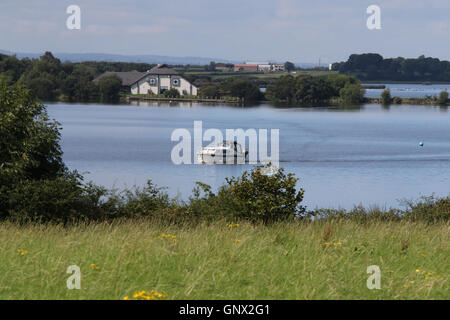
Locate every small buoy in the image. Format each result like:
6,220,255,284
419,142,424,147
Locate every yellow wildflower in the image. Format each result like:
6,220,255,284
17,249,28,256
228,222,240,228
130,290,167,300
91,263,100,270
161,233,177,243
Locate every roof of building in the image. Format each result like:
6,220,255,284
146,64,180,75
93,71,144,86
234,64,258,67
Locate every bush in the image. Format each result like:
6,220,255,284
339,83,365,104
438,90,448,105
381,89,392,105
221,78,263,102
402,196,450,223
393,96,402,104
163,88,180,98
98,75,122,103
200,84,221,98
189,164,306,224
4,175,108,223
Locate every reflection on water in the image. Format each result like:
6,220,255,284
47,101,450,210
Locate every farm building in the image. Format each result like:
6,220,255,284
130,64,198,96
94,65,198,96
234,64,258,72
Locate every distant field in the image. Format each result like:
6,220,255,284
173,68,337,81
1,220,447,300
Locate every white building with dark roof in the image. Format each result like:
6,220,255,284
93,65,198,96
130,64,198,96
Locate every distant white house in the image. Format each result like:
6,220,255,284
130,64,198,96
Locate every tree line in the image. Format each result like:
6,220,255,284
265,74,365,105
332,53,450,82
0,51,155,103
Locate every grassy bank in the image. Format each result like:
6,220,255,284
0,219,448,300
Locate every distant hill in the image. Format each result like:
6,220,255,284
0,49,319,68
0,50,238,65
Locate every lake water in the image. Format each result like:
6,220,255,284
46,101,450,210
364,83,450,99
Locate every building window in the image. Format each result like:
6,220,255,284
149,78,157,86
172,78,180,87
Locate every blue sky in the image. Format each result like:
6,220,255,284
1,0,449,63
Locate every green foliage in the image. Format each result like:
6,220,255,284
200,84,221,98
310,195,449,224
4,176,107,223
381,89,392,105
163,88,181,98
438,90,448,105
339,83,365,104
333,53,450,81
264,75,296,103
0,82,106,222
98,75,122,103
221,78,264,102
61,67,98,102
284,61,296,72
0,82,65,185
266,74,362,105
189,165,306,224
0,51,155,103
402,196,450,223
393,96,403,104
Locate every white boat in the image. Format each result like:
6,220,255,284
197,141,248,164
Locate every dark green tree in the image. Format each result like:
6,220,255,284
200,84,221,98
381,89,392,105
98,75,122,103
339,83,365,104
438,90,449,105
222,78,263,102
284,61,296,72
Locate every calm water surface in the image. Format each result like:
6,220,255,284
47,101,450,210
364,83,450,98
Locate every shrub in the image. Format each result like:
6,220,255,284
339,83,365,104
200,84,221,98
4,174,108,223
438,90,448,105
189,164,306,224
393,96,402,104
402,196,450,223
163,88,180,98
381,89,392,105
98,75,122,103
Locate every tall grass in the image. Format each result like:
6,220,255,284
0,219,447,299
